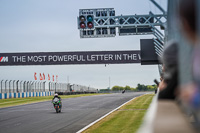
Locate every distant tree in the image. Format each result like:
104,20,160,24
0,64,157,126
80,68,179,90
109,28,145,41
131,87,136,90
124,85,131,90
100,89,110,92
112,86,122,91
136,84,142,91
112,86,118,91
119,86,124,90
111,84,157,91
136,84,156,91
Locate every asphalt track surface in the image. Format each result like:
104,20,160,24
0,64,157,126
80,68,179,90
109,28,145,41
0,92,147,133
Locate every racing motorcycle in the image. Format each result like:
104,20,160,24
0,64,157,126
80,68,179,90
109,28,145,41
52,97,61,113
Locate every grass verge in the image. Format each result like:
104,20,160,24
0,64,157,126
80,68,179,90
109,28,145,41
83,94,154,133
0,93,107,108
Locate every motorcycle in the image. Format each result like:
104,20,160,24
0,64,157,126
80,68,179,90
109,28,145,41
52,97,61,113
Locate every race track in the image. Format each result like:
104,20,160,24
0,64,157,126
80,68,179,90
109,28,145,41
0,92,147,133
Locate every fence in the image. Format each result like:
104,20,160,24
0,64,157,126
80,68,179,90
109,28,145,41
0,80,98,93
0,80,98,99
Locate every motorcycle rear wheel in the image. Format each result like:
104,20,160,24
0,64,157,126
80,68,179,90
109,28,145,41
56,108,59,113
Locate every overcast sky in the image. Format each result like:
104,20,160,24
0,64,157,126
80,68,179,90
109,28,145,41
0,0,167,89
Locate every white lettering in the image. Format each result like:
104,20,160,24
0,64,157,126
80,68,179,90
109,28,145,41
68,55,73,61
138,54,141,60
28,56,46,62
109,54,113,60
57,56,64,61
12,56,26,62
90,55,95,61
123,54,128,60
133,54,137,60
115,54,122,60
48,56,53,61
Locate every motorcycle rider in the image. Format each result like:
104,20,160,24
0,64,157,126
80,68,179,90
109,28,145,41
52,93,62,109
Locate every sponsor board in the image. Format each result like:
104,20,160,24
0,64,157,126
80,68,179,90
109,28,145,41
0,51,141,66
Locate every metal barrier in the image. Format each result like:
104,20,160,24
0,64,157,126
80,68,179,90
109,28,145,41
0,80,46,93
0,80,98,99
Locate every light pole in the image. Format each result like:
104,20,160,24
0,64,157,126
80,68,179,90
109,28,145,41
1,80,3,93
30,81,33,92
5,80,8,93
32,81,34,92
23,81,26,92
35,81,38,92
55,82,56,92
49,82,51,91
40,82,42,92
9,80,12,93
29,81,31,92
35,81,37,92
27,81,29,92
16,80,19,92
20,80,23,92
43,81,46,92
13,80,16,93
109,77,111,89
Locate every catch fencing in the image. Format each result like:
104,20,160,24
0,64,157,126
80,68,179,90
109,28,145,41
0,80,98,99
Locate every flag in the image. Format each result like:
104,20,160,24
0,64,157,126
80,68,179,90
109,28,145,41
48,74,50,80
34,72,37,80
40,73,43,80
43,73,45,80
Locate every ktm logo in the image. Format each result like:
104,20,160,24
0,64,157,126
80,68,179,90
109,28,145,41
0,57,8,62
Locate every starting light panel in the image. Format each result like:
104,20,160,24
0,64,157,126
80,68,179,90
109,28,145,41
77,8,166,38
78,8,116,38
78,9,94,30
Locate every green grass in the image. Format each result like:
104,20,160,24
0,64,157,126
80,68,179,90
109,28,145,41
0,93,108,108
84,94,154,133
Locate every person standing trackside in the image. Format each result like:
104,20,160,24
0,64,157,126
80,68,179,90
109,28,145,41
158,41,179,100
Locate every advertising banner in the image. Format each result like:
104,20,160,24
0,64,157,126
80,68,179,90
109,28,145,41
0,50,141,66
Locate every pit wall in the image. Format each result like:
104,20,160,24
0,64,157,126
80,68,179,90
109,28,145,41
0,91,54,99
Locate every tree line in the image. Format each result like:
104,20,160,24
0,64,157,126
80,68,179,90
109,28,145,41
111,84,157,91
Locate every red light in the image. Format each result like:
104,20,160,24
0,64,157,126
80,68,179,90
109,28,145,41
80,22,86,29
87,22,93,28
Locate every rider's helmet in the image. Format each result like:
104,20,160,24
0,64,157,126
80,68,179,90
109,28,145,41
54,93,58,97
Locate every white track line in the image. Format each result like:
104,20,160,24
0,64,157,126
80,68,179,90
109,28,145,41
76,94,144,133
137,91,158,133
